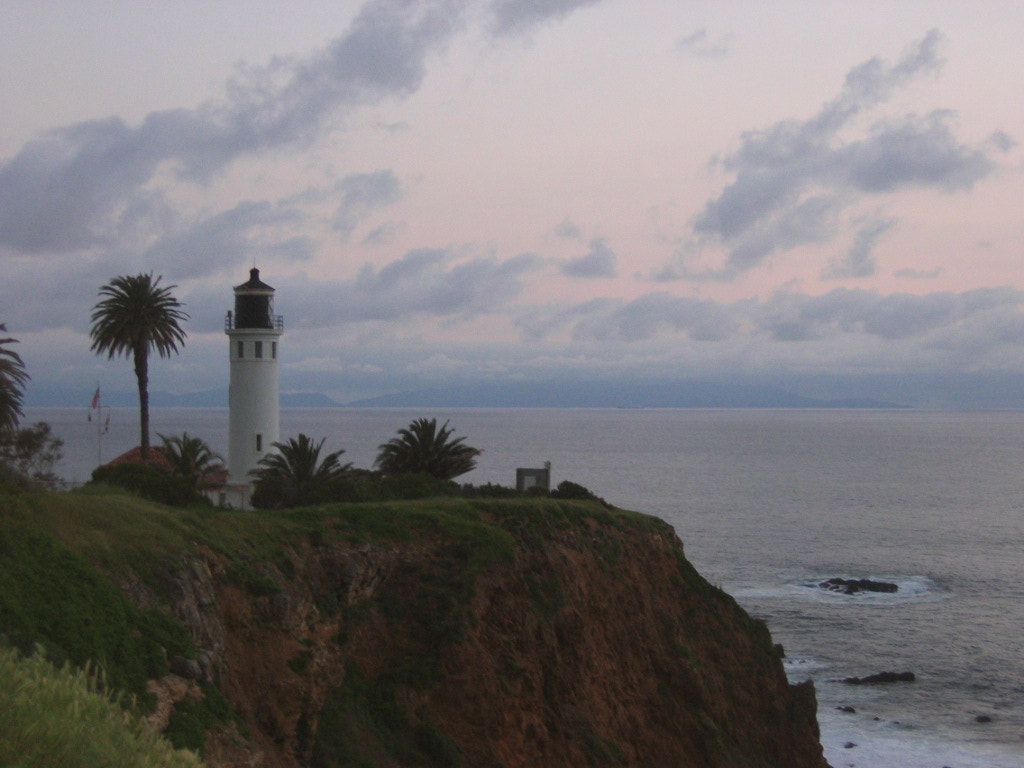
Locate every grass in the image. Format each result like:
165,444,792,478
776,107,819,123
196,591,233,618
0,510,194,697
0,645,206,768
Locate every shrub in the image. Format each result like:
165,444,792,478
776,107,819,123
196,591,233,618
0,519,194,696
90,462,206,507
0,646,206,768
0,421,65,490
163,684,234,755
458,482,523,498
549,480,609,506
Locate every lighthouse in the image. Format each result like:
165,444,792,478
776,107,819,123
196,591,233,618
225,268,283,483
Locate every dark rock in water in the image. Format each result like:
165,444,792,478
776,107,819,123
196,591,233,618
773,643,786,658
836,705,856,713
975,714,992,723
841,671,915,685
843,742,857,749
819,577,898,594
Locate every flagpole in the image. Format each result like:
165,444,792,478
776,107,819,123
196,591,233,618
95,384,102,466
91,383,110,467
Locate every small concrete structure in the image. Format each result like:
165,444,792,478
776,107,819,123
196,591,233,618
516,461,551,492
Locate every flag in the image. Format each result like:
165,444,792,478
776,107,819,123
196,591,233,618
91,387,100,410
103,413,110,434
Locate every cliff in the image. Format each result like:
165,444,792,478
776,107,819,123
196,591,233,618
0,492,828,768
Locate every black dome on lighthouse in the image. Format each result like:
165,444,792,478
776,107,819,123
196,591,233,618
234,267,274,293
232,268,276,329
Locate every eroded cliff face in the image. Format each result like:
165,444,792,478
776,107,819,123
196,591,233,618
140,501,828,768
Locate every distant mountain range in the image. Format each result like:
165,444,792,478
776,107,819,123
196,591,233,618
342,380,906,409
26,380,906,409
26,388,341,409
31,370,1024,410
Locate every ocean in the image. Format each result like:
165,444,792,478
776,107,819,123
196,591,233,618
25,405,1024,768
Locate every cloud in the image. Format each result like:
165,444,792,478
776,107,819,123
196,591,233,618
836,111,994,192
142,200,313,276
519,293,735,342
722,194,845,275
822,216,895,279
895,266,941,279
0,0,460,255
561,238,617,278
754,287,1024,342
185,249,546,333
489,0,603,36
332,170,402,238
517,285,1024,358
668,30,1006,281
362,221,406,246
554,219,582,239
676,28,731,58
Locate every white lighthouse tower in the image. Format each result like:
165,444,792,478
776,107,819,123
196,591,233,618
225,268,283,484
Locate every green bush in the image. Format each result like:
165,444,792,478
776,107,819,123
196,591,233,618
0,518,194,696
0,421,65,490
90,462,207,507
0,645,206,768
458,482,523,498
319,470,458,504
163,684,234,755
549,480,609,506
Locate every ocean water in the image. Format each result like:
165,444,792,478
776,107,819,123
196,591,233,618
26,406,1024,767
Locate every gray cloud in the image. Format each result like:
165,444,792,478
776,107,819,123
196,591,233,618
724,195,844,275
676,29,730,58
895,266,941,279
554,219,582,239
671,30,1007,281
519,286,1024,357
489,0,603,36
836,111,993,192
0,0,459,255
571,292,735,342
822,216,895,279
142,200,311,277
362,221,405,246
185,249,545,332
333,170,402,238
561,238,617,278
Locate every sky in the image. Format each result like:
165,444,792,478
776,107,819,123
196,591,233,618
3,0,1023,407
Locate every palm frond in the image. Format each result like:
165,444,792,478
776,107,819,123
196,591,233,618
375,418,480,480
0,323,30,433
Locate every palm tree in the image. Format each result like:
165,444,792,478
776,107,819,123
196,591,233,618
0,324,30,434
89,274,188,462
158,432,225,490
251,433,352,508
375,418,481,480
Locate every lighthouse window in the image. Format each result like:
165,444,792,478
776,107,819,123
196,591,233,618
237,341,244,359
256,434,263,452
255,341,263,359
271,342,277,359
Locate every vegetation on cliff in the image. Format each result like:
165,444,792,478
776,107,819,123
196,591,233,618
0,483,827,768
0,645,206,768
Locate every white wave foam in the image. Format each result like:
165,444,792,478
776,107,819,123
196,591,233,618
819,708,1024,768
782,655,830,677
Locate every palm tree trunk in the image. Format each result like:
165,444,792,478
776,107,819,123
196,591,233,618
134,345,150,462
